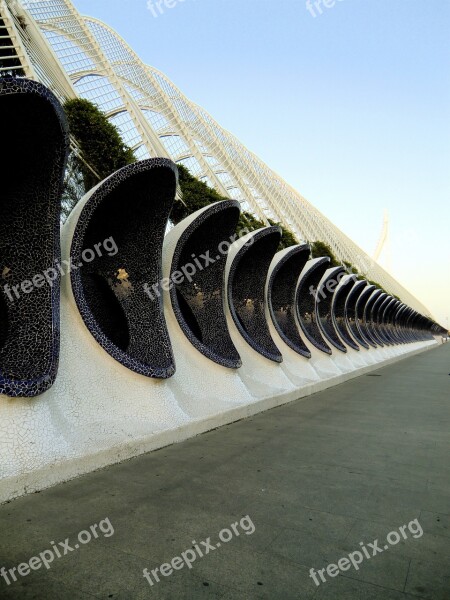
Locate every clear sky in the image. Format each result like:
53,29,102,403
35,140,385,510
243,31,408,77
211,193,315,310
72,0,450,326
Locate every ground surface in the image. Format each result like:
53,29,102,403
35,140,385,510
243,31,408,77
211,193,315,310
0,343,449,599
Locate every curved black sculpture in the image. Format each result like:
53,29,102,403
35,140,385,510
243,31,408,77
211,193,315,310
363,289,385,347
420,316,436,340
331,274,360,350
227,227,282,362
316,266,347,352
0,78,69,397
406,310,420,342
70,159,176,379
394,304,410,344
355,285,379,348
402,307,416,342
407,310,420,341
385,299,402,344
267,245,311,358
413,313,425,341
417,315,434,341
373,294,393,345
389,302,403,343
383,304,444,343
345,279,370,349
170,200,241,368
296,257,332,355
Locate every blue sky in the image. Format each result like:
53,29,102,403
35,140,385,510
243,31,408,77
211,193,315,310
73,0,450,325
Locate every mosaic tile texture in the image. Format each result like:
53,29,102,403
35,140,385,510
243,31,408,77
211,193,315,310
267,245,312,359
70,159,177,379
0,78,69,397
296,258,332,355
331,275,360,351
345,279,370,349
355,285,379,348
371,293,392,345
364,289,385,347
381,297,399,344
316,266,348,353
170,200,242,368
227,227,282,363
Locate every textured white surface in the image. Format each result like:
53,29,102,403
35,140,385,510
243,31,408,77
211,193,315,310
225,231,297,399
264,247,321,387
161,205,255,417
345,347,370,368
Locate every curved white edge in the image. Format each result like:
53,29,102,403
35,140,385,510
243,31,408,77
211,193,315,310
296,259,343,378
224,229,296,399
161,203,254,417
265,246,322,386
331,274,370,368
316,267,356,374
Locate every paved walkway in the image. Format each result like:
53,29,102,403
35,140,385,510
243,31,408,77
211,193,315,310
0,343,449,599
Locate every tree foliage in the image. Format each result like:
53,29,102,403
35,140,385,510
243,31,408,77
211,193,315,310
342,260,359,275
175,168,401,299
367,279,391,297
60,106,372,286
171,164,225,224
63,98,135,192
268,220,298,250
310,240,340,268
236,212,266,238
61,153,86,222
175,165,298,250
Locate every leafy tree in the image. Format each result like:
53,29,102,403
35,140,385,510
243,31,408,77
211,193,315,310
171,164,225,224
268,219,298,250
236,212,266,237
367,279,390,296
341,262,400,300
174,167,267,239
64,98,135,192
61,153,86,221
342,260,359,275
175,165,299,251
235,214,298,251
310,240,340,268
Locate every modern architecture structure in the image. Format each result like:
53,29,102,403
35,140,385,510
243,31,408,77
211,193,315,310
0,0,431,314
